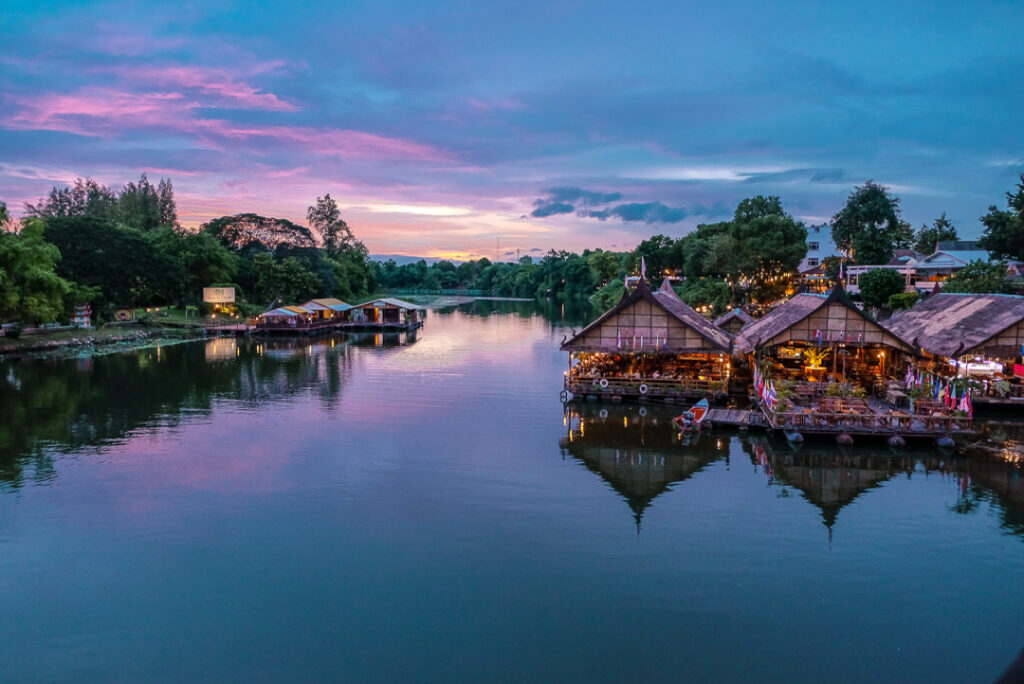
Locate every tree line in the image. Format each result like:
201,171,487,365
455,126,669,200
2,174,1023,326
0,176,376,326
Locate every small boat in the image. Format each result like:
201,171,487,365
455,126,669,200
673,399,709,432
783,425,804,443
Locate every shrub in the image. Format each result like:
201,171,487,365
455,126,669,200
888,291,920,310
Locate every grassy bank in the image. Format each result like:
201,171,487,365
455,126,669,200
0,324,207,356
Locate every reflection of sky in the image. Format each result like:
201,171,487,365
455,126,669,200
2,2,1023,257
1,308,1024,681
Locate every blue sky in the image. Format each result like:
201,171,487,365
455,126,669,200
1,0,1022,258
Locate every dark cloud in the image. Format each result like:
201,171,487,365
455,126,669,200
530,186,621,218
528,247,542,252
503,250,515,255
530,201,574,217
543,186,622,206
582,200,730,224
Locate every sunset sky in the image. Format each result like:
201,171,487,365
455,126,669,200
2,0,1022,260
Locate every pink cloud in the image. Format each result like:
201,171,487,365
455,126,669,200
2,88,453,161
106,64,299,112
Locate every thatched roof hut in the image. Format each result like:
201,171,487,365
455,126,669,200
886,292,1024,359
734,286,914,355
561,277,732,353
714,308,755,334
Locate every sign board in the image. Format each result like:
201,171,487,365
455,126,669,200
203,287,236,303
373,300,387,307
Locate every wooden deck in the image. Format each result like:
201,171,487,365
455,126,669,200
705,408,769,428
253,319,423,335
758,396,972,438
564,375,726,402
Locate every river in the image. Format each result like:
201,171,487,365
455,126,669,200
1,300,1022,682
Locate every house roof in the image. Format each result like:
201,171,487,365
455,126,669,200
713,308,755,330
885,292,1024,357
918,250,990,268
733,286,915,354
561,276,732,352
302,298,352,311
354,297,425,310
260,305,311,317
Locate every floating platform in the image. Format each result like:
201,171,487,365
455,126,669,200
705,408,769,428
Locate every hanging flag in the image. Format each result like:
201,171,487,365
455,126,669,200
617,330,622,349
640,256,647,278
967,391,973,418
767,381,778,407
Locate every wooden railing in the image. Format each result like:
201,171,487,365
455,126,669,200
565,375,725,397
764,405,971,434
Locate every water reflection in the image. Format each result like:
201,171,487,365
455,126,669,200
560,403,728,530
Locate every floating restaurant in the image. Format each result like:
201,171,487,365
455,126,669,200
255,296,425,335
351,298,426,329
299,298,353,322
886,292,1024,404
734,286,970,440
561,276,733,402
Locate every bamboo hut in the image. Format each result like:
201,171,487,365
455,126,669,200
561,276,733,401
351,298,425,327
255,305,314,332
886,292,1024,402
714,307,755,334
299,298,352,321
734,286,915,389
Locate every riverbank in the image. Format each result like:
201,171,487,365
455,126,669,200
0,324,208,357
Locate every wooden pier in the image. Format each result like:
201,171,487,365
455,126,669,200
705,408,768,428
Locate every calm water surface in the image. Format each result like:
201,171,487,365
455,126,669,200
1,301,1023,682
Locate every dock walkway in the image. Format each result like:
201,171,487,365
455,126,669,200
705,408,769,428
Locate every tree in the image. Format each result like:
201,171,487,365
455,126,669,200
831,181,903,264
157,178,177,227
943,260,1011,294
42,216,180,306
0,201,11,232
726,196,807,300
25,178,119,222
119,173,161,231
306,194,354,257
979,173,1024,260
857,268,905,309
914,213,959,254
0,219,71,323
632,234,677,277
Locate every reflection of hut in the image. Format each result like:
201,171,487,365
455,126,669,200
299,298,352,321
351,298,425,327
734,286,915,387
748,440,910,532
886,293,1024,402
561,276,733,401
714,308,755,334
559,403,725,530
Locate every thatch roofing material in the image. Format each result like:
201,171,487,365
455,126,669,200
353,297,425,310
714,308,755,331
561,276,732,353
886,292,1024,358
734,286,915,354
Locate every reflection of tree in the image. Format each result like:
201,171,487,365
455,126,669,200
0,336,356,490
967,458,1024,536
560,403,726,530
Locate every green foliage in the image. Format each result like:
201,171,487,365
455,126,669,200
979,173,1024,260
857,268,905,309
0,219,72,324
202,213,317,251
42,216,182,307
887,291,920,310
25,174,176,231
831,181,903,264
307,194,355,257
914,213,958,254
943,260,1012,294
590,280,627,310
675,278,731,315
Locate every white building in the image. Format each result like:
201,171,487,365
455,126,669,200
799,224,839,272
